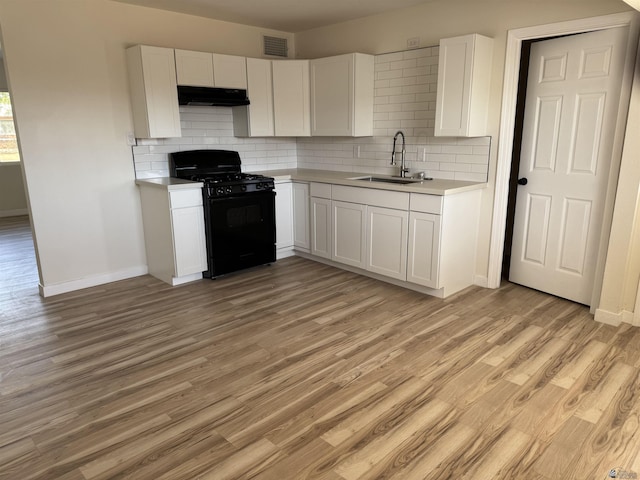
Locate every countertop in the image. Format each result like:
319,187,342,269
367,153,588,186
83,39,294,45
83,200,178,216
135,177,203,191
136,169,486,196
251,168,486,196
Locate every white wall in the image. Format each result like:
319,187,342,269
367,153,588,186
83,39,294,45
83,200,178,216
296,0,640,310
0,0,293,294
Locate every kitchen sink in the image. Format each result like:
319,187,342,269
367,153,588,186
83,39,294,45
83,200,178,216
349,175,427,185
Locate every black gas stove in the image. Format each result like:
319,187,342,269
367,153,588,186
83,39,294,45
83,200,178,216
169,150,276,278
171,150,275,198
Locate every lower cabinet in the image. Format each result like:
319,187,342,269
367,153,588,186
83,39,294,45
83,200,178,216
367,206,408,281
289,181,481,298
332,200,367,269
292,182,310,251
407,211,441,288
310,196,332,259
275,181,294,257
138,183,207,286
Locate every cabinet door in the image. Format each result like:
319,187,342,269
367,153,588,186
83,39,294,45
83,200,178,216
243,57,274,136
212,53,247,89
366,206,408,281
272,60,310,136
407,211,441,288
435,34,493,137
332,200,366,268
127,45,181,138
310,55,353,136
174,49,214,87
275,182,293,250
292,182,310,251
171,206,207,277
311,197,331,259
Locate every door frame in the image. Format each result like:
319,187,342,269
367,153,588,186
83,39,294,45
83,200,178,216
488,12,640,310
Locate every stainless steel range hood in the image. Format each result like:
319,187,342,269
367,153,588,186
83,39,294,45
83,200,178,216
177,85,250,106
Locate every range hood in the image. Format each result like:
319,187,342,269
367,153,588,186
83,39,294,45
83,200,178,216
177,85,250,107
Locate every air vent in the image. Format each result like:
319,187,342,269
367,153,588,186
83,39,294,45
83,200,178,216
263,35,288,58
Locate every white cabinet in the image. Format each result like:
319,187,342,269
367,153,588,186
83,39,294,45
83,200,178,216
407,211,441,288
435,34,494,137
275,181,294,257
272,60,310,136
310,183,332,259
366,206,408,281
212,53,247,89
302,182,481,298
175,50,247,89
292,182,310,251
407,191,480,295
332,200,367,268
137,182,207,286
126,45,181,139
233,58,274,137
175,49,214,87
310,53,374,137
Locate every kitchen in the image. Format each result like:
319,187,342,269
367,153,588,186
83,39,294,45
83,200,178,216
1,0,640,478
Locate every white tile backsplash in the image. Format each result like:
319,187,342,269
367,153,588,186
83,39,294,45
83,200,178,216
132,46,490,182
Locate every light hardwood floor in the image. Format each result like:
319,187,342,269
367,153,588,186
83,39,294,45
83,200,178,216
1,215,639,479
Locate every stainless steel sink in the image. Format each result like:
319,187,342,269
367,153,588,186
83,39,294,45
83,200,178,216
349,175,426,185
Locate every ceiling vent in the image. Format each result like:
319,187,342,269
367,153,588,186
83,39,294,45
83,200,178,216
263,35,289,58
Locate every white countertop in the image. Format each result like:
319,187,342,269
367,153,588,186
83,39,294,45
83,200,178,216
252,168,487,196
136,169,486,196
135,177,203,191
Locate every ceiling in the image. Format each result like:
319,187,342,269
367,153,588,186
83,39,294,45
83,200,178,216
113,0,439,32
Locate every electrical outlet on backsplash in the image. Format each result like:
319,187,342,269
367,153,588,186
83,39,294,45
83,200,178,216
131,46,490,182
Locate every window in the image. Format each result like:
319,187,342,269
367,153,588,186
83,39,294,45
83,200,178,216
0,91,19,162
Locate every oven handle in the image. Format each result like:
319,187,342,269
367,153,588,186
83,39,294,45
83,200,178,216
208,191,275,203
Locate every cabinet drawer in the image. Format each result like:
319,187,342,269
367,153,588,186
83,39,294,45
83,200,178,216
170,189,203,209
310,182,331,199
410,193,443,215
333,185,409,210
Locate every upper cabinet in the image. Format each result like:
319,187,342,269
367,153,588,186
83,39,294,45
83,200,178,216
175,49,247,89
272,60,310,137
434,34,493,137
126,45,181,139
212,54,247,89
233,58,274,137
310,53,374,137
174,49,214,87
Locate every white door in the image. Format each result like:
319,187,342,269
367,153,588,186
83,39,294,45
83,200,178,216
275,182,293,250
407,211,441,289
509,27,627,305
292,182,310,251
272,60,310,136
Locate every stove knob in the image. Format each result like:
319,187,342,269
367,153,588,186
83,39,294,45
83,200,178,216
256,183,263,190
216,187,225,195
225,186,233,193
241,185,247,192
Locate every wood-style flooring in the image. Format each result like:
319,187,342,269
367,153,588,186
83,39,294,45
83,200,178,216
1,215,640,479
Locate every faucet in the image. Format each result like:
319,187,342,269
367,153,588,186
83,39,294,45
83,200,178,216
391,131,409,178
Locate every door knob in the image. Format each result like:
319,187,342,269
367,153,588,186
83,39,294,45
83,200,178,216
517,178,528,186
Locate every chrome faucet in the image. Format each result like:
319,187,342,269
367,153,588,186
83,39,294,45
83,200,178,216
391,130,409,178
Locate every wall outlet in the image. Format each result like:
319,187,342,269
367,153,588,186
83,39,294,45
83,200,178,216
407,37,420,49
418,147,426,162
353,145,361,158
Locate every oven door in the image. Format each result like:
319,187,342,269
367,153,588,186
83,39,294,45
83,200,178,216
205,190,276,277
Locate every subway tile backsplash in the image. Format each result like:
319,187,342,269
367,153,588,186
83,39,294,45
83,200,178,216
132,46,489,182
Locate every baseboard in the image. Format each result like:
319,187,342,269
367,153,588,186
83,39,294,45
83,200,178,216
0,208,28,218
594,308,635,326
474,275,489,288
277,248,295,260
39,265,148,297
